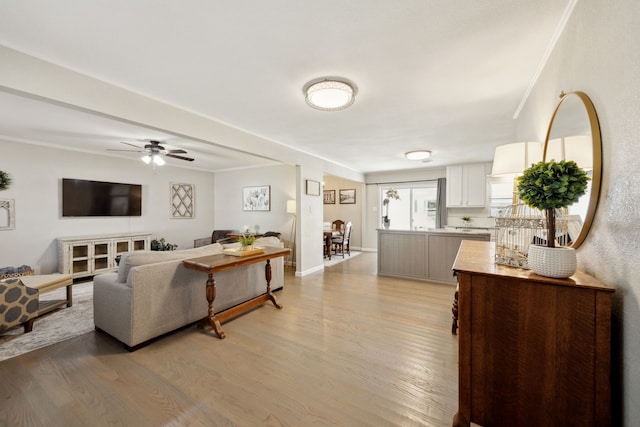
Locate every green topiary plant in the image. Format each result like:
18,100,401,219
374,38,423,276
0,170,11,191
517,160,589,248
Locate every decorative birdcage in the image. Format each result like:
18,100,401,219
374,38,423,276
495,204,569,269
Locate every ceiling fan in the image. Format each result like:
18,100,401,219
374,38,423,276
108,140,194,165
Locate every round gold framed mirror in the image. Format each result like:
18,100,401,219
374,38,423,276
543,91,602,249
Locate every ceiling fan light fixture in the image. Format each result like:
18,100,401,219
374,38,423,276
141,154,152,164
303,78,357,111
405,150,432,161
153,154,165,166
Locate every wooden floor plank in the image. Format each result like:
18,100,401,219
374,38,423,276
0,253,459,426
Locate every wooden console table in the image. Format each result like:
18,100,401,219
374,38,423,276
452,240,614,427
183,247,290,339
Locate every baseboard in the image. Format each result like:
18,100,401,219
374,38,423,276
296,264,324,277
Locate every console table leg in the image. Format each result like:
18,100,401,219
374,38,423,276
201,272,226,339
264,259,283,309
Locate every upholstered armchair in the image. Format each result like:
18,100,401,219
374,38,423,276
0,278,39,333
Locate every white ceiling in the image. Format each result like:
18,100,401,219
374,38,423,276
0,1,571,173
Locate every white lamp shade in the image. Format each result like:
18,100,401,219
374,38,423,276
491,142,542,176
286,199,296,214
545,136,593,170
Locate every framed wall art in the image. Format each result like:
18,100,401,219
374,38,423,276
0,199,15,230
306,180,320,196
171,183,195,218
323,190,336,204
243,185,271,211
339,189,356,204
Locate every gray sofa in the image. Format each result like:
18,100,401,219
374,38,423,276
93,237,284,348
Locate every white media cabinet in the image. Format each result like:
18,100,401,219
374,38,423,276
58,232,151,280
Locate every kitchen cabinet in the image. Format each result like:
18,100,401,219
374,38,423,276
377,229,490,283
446,163,487,207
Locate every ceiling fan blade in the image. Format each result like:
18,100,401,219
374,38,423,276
107,149,143,152
167,149,187,154
165,153,195,162
120,141,142,149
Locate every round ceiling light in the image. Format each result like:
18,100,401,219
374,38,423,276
405,150,432,161
303,78,357,111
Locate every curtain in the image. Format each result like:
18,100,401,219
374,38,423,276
436,177,447,229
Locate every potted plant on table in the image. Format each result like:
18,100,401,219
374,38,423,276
150,237,178,251
517,159,589,278
382,188,400,229
238,225,256,251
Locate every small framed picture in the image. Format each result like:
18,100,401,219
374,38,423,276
306,179,321,196
339,189,356,204
243,185,271,211
323,190,336,204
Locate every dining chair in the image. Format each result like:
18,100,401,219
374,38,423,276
332,219,345,232
331,221,352,258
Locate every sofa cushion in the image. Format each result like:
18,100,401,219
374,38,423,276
118,243,223,283
254,236,281,247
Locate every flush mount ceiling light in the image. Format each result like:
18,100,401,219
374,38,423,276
303,77,357,111
405,150,432,161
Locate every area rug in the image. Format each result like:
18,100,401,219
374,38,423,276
324,251,362,268
0,281,94,362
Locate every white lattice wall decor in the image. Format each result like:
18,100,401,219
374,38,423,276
170,183,194,218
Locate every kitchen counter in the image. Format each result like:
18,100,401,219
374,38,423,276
377,228,491,283
419,227,492,235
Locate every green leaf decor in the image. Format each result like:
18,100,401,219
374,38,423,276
517,160,589,247
0,170,11,191
517,160,589,210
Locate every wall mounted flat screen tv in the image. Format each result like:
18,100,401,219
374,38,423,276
62,178,142,217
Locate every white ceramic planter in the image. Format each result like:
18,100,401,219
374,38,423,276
527,244,577,278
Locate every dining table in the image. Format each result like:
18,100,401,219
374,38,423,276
323,230,342,260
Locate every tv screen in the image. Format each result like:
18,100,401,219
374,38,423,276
62,178,142,217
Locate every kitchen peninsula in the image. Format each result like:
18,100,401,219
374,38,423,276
377,228,490,283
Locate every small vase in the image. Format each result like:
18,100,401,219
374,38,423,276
383,219,390,230
527,244,577,278
242,244,253,252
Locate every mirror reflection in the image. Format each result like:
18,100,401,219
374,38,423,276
543,91,602,249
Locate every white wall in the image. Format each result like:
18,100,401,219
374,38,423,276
516,1,640,424
213,164,296,243
0,139,215,273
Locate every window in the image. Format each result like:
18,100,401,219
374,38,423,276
380,182,438,230
488,176,514,217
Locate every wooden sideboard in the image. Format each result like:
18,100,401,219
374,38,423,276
452,240,614,427
58,232,151,279
377,229,490,283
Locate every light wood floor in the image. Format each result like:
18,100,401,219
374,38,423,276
0,253,459,427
